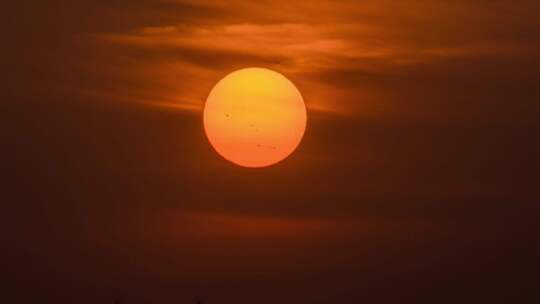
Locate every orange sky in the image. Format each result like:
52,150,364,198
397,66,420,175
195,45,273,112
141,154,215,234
3,1,540,303
82,1,540,119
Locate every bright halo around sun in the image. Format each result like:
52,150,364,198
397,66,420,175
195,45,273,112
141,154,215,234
203,68,307,168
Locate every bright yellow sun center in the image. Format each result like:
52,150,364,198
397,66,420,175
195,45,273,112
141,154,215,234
203,68,307,168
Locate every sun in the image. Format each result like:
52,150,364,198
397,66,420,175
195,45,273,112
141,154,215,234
203,68,307,168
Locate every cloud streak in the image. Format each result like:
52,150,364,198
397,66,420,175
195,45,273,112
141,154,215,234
72,0,539,116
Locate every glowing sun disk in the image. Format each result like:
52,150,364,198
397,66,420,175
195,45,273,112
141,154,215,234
203,68,307,167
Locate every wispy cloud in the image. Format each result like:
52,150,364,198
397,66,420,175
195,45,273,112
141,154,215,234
66,0,540,118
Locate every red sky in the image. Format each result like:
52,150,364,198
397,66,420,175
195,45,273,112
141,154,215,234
3,1,540,303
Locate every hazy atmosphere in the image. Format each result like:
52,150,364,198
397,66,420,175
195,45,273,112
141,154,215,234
3,1,540,303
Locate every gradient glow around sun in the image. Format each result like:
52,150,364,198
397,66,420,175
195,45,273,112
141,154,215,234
203,68,307,168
